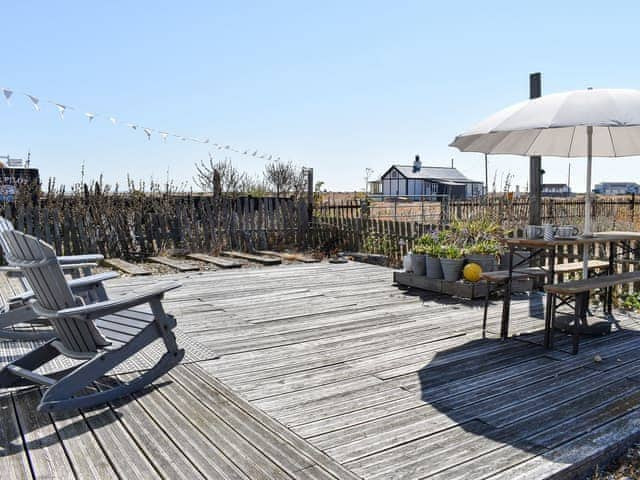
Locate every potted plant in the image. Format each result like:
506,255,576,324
439,244,466,282
466,240,500,273
425,242,443,279
410,244,427,276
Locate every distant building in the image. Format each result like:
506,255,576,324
380,156,483,200
542,183,572,197
593,182,640,195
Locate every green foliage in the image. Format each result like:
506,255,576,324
440,244,465,259
363,232,394,255
412,218,504,260
467,239,501,256
412,244,428,255
622,292,640,311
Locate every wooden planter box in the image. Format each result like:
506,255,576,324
393,271,488,299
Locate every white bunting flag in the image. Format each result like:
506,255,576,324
26,94,40,111
242,149,249,155
109,117,117,125
85,112,96,122
268,155,272,160
52,103,72,119
252,150,258,157
143,128,152,140
160,132,169,142
2,88,12,104
127,123,138,130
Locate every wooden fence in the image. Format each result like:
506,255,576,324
449,196,639,228
312,196,640,266
1,193,309,260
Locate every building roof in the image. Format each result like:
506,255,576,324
386,165,481,183
595,181,640,186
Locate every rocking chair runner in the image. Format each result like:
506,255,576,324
0,217,118,340
0,230,184,412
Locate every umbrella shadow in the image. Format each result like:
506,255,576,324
416,324,639,468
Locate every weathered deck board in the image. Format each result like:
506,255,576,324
139,261,640,480
147,256,201,271
103,258,152,275
221,250,282,265
257,250,320,263
4,261,640,479
187,253,243,268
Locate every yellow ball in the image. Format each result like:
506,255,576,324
463,262,483,282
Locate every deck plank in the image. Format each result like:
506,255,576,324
4,261,640,479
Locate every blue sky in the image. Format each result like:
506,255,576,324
2,1,640,192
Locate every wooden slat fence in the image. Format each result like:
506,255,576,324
0,193,309,260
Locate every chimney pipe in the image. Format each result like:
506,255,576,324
451,158,454,168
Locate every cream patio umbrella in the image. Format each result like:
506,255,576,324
450,87,640,275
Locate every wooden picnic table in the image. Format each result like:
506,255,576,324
500,232,640,346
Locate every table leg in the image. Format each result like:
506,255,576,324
607,241,615,314
501,245,514,340
544,247,556,348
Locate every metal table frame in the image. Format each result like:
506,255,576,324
500,233,640,348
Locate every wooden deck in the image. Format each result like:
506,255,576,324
4,262,640,478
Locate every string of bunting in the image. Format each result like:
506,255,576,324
0,86,281,161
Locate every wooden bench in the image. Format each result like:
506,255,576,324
544,271,640,354
480,260,612,337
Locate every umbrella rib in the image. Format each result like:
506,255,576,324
607,126,617,156
523,129,544,156
567,127,577,157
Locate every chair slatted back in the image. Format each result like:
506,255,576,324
0,217,15,260
0,230,109,353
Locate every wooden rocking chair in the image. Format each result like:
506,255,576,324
0,229,184,412
0,217,118,340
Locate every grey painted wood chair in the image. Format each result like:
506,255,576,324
0,217,119,340
0,230,184,412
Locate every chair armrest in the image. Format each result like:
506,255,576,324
67,271,120,289
58,254,104,265
32,281,181,321
61,263,98,272
11,271,120,303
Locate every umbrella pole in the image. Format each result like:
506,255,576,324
583,125,593,278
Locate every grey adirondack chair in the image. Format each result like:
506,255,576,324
0,217,119,340
0,230,184,412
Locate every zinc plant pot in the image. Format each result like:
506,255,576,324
403,254,413,272
440,258,465,282
466,254,496,273
411,254,426,276
425,255,443,279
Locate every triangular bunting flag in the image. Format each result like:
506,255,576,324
85,112,96,122
109,117,118,125
52,102,72,119
160,132,169,143
127,123,138,130
143,128,152,140
2,88,12,104
25,94,40,111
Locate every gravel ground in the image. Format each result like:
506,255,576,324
590,444,640,479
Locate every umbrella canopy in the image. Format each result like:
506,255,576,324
451,88,640,157
450,88,640,276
